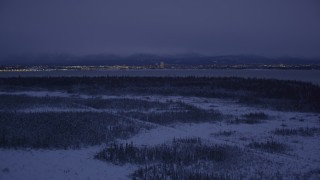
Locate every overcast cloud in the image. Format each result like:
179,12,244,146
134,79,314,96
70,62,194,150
0,0,320,58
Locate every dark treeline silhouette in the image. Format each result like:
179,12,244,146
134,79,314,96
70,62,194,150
95,138,235,165
131,162,291,180
0,77,319,112
132,164,234,180
274,127,320,136
242,112,268,120
95,138,257,179
248,140,287,153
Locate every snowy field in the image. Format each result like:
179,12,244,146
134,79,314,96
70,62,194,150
0,90,319,179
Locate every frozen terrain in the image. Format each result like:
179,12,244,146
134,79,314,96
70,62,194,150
1,90,319,179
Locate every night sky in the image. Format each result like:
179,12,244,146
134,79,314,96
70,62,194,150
1,0,320,59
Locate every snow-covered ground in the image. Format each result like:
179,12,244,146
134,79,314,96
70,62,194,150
1,91,319,179
0,146,135,180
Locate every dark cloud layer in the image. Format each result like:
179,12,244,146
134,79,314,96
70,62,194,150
0,0,320,59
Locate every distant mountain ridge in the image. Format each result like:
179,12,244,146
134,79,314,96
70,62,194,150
1,54,319,66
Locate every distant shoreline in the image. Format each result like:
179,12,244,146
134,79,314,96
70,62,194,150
0,69,319,85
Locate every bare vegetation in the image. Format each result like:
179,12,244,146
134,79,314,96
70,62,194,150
273,127,320,136
213,130,236,137
0,77,318,179
95,138,236,165
0,112,150,149
0,95,221,148
95,138,246,179
248,140,288,153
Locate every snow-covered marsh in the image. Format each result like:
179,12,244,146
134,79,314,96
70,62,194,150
0,91,319,179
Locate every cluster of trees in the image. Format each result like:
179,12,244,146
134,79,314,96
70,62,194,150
0,112,148,149
95,138,236,165
1,77,319,112
131,163,291,180
132,163,234,180
248,140,287,153
274,127,320,136
96,137,305,179
213,131,235,137
95,138,245,179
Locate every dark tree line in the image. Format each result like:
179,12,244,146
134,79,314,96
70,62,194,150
95,138,242,180
248,140,287,153
95,138,237,165
274,127,320,136
132,163,234,180
0,76,319,112
242,112,268,120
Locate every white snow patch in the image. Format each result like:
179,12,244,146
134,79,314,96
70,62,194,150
0,146,135,180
